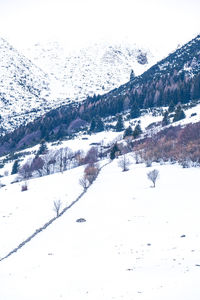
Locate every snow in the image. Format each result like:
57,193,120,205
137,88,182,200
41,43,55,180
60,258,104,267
24,41,156,101
0,38,158,133
0,154,200,300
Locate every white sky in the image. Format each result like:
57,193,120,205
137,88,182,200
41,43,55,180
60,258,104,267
0,0,199,54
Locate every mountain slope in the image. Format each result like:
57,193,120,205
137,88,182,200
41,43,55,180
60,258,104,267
0,35,200,155
0,38,52,133
81,34,200,117
0,39,157,133
0,157,200,299
24,41,156,101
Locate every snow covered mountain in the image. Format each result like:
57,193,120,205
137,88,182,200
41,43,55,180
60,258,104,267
0,38,52,133
0,38,157,133
24,41,156,101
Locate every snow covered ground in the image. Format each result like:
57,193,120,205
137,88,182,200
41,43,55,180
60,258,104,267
0,154,200,300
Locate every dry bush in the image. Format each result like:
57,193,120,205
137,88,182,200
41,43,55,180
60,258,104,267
84,147,99,164
133,122,200,167
53,200,62,217
84,163,99,184
79,176,89,190
21,182,28,191
19,162,32,180
147,169,159,188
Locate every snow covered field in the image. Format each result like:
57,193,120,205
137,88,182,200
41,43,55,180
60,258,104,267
0,155,200,300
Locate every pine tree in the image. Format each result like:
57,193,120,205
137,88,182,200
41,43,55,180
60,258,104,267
115,115,124,132
11,160,20,175
130,69,135,81
110,143,120,160
168,100,175,113
90,116,104,133
123,126,133,138
173,105,186,122
130,100,141,119
89,118,96,132
95,116,104,132
162,111,170,126
133,123,142,139
37,139,48,155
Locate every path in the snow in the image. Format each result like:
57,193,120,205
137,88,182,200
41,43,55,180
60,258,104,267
0,161,110,262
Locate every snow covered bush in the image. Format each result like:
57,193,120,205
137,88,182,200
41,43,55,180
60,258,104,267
147,169,159,188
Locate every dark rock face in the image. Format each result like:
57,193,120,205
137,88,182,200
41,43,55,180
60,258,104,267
137,52,148,65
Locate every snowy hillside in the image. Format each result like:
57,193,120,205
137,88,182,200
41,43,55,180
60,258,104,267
0,155,200,300
0,38,52,133
24,41,156,101
0,38,158,133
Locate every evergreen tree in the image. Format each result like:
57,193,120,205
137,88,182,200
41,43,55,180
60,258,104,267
168,100,175,113
130,100,141,119
162,111,170,126
130,69,135,81
123,126,133,138
11,160,20,175
89,118,96,132
90,116,104,133
37,139,48,155
115,115,124,132
133,123,142,139
173,105,186,122
110,143,120,160
95,116,104,132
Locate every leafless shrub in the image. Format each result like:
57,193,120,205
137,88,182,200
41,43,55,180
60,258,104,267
42,152,57,175
147,169,159,188
84,163,99,184
145,158,153,167
79,176,89,190
74,150,85,166
53,200,62,217
118,154,131,172
84,147,99,164
31,156,44,177
19,162,32,180
134,151,142,164
21,182,28,191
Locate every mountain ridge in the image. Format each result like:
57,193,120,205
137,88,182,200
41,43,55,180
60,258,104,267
0,34,200,155
0,38,156,133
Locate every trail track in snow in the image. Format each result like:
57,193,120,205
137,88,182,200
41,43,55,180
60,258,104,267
0,161,110,262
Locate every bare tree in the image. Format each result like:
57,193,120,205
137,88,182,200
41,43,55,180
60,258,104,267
53,200,62,217
118,154,131,172
56,148,64,173
63,147,73,171
84,163,99,184
84,147,99,164
19,161,32,180
147,169,159,188
134,151,142,164
79,176,89,191
31,156,44,177
42,151,56,175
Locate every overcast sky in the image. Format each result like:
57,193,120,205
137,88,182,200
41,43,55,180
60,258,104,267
0,0,199,54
